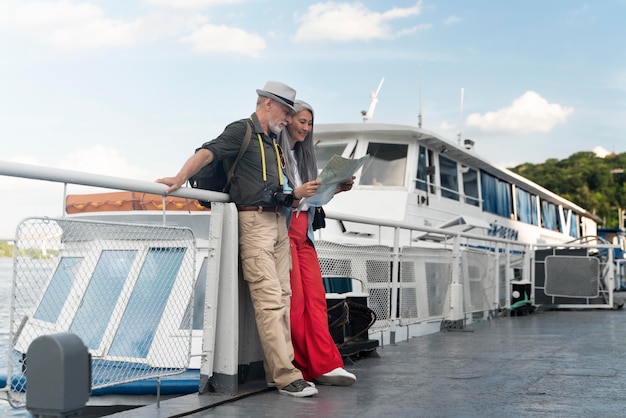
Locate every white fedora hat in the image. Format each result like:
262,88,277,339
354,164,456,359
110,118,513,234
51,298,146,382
256,81,296,113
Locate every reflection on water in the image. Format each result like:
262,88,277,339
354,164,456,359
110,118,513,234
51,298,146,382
0,258,31,417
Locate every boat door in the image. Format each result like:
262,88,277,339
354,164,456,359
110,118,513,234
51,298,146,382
414,144,435,205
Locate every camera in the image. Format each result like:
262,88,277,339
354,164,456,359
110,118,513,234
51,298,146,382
272,191,294,207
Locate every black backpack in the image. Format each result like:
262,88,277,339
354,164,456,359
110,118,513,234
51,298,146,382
189,120,252,207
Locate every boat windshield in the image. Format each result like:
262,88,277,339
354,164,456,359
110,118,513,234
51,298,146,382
315,143,352,173
359,143,407,187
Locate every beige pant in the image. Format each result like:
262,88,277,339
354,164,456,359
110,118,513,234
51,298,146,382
238,210,302,388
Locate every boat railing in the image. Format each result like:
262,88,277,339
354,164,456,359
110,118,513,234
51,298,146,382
1,159,620,406
617,259,626,291
0,160,226,407
315,209,532,343
0,159,229,220
4,216,197,408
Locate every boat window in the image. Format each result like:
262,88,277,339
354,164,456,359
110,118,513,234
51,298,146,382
34,257,83,323
480,171,512,218
515,188,539,226
439,155,459,200
182,257,207,330
416,145,428,191
360,143,407,186
530,194,539,226
462,167,479,206
570,213,579,238
109,247,186,358
540,199,559,231
69,250,137,350
314,141,356,173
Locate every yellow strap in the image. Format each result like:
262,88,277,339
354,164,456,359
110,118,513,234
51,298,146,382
256,133,284,185
257,133,267,182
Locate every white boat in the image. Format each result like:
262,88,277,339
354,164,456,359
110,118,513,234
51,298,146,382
0,102,620,415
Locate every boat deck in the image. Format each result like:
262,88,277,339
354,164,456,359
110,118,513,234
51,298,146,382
108,308,626,418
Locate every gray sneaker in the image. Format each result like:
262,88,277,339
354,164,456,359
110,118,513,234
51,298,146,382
278,379,319,398
269,381,315,388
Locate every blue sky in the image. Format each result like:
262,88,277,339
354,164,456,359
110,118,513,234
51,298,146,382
1,0,626,237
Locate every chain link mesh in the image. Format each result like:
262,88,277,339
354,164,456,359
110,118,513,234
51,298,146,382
462,249,498,313
318,239,529,329
7,217,196,407
316,241,392,332
399,247,453,325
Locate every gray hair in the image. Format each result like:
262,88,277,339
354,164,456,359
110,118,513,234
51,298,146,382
279,100,317,185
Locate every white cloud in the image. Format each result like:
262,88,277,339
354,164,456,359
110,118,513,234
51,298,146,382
45,13,208,50
0,0,259,54
142,0,245,10
0,0,103,28
444,15,462,25
0,147,152,238
60,145,149,179
466,91,573,135
438,120,457,131
294,1,426,42
495,161,520,169
180,24,265,56
593,146,610,158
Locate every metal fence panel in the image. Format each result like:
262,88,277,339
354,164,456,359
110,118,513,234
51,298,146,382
7,217,195,407
316,241,392,332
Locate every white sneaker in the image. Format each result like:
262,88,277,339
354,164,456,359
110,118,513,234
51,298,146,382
314,367,356,386
278,379,319,397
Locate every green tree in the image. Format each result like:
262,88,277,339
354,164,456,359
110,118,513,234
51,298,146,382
0,241,14,258
511,150,625,228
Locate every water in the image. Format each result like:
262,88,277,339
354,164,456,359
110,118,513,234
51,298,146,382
0,258,30,417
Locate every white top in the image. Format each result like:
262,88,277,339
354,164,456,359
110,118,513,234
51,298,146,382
289,149,311,212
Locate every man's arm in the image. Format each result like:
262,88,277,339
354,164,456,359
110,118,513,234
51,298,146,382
156,148,214,194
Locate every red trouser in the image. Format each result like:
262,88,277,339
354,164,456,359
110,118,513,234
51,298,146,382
289,211,344,381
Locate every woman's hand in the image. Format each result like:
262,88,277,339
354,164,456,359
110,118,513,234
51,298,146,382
294,179,321,200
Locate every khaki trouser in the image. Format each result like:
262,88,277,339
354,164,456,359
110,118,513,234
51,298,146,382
238,210,302,388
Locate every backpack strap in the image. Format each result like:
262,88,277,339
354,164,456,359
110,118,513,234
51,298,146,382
223,119,252,192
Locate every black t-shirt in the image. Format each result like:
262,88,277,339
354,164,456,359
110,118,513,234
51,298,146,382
202,113,283,206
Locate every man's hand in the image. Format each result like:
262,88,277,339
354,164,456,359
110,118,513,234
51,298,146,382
336,176,356,194
156,149,214,195
156,176,185,195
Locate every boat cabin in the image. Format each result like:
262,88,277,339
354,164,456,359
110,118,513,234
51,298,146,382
313,123,598,245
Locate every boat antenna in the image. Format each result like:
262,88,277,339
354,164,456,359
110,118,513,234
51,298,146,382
361,77,385,123
418,64,422,128
458,87,464,145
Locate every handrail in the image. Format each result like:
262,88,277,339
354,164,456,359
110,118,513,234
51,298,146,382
322,209,522,246
0,160,229,204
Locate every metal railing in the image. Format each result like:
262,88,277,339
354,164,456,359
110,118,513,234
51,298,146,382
316,210,532,343
7,159,614,407
5,217,196,407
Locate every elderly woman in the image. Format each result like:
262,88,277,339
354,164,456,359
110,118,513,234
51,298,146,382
278,100,356,386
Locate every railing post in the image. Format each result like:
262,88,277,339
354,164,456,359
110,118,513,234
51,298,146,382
446,234,464,327
388,226,401,345
199,202,244,395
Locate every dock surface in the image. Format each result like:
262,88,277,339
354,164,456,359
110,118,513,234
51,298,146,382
109,309,626,417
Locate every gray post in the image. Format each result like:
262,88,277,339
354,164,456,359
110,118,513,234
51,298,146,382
25,332,91,418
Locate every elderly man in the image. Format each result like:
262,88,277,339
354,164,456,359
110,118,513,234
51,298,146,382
157,81,317,398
